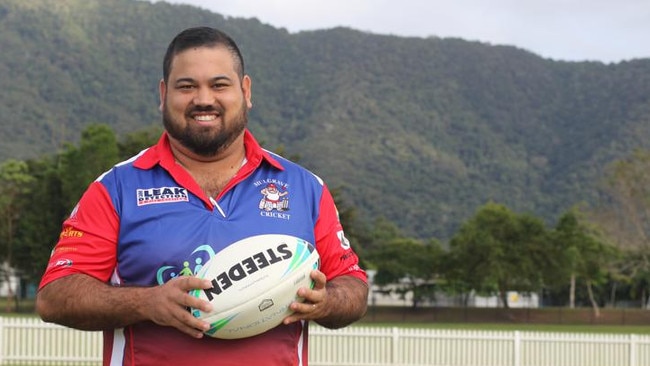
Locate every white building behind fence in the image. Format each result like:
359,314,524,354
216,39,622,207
0,263,19,298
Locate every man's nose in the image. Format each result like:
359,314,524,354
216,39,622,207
193,87,215,105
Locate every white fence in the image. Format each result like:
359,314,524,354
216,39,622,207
1,317,650,366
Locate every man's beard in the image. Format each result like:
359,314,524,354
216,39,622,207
163,102,248,157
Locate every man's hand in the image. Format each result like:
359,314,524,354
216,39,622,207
283,271,368,328
283,270,329,324
143,276,214,338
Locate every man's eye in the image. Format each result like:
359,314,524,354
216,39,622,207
177,84,195,90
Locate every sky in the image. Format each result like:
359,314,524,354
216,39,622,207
155,0,650,63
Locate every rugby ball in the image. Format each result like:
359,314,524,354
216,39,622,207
190,234,320,339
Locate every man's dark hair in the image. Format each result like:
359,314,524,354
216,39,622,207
163,27,245,83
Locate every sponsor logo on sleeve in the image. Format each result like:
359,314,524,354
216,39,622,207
337,230,351,250
48,259,73,269
60,227,84,239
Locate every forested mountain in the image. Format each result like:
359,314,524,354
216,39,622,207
1,0,650,239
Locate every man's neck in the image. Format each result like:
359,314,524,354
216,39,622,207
170,135,246,198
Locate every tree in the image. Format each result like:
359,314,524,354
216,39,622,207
552,209,618,316
13,156,67,285
589,149,650,308
368,237,443,308
59,124,119,210
0,159,35,311
117,124,163,160
446,202,550,308
360,217,444,307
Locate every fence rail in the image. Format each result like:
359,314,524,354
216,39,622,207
1,317,650,365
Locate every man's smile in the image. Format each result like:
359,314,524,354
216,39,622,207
193,114,219,122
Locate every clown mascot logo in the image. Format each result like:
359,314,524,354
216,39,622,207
259,183,289,211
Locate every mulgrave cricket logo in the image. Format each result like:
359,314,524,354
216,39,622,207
137,186,189,206
254,179,291,220
155,244,215,285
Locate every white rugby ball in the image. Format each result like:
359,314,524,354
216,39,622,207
189,234,320,339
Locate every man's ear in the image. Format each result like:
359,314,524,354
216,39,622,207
158,78,166,112
242,75,253,109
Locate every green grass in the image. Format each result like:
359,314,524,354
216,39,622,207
0,297,35,314
356,321,650,334
8,313,647,335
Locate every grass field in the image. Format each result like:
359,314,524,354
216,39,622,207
356,321,650,334
3,311,649,336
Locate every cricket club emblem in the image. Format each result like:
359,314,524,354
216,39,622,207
259,183,289,211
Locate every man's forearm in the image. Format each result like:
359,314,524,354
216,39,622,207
36,274,151,331
317,275,368,329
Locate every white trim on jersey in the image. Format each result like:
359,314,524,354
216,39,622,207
109,328,126,366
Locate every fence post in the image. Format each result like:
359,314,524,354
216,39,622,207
0,317,4,365
630,334,637,366
392,327,399,365
513,331,521,366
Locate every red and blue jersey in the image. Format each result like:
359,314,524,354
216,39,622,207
39,130,366,366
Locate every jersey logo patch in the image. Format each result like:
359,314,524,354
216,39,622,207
137,186,189,206
255,179,291,220
258,182,289,211
156,244,216,285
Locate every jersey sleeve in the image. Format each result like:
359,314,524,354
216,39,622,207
313,185,367,283
38,181,119,289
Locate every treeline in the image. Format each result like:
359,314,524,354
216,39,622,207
356,147,650,313
2,124,649,314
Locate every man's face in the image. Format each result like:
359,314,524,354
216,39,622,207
159,46,252,157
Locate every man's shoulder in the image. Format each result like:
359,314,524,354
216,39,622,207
261,150,325,186
95,148,170,191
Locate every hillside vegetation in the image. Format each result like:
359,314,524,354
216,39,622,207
1,0,650,239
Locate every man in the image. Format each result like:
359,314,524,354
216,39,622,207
36,27,368,366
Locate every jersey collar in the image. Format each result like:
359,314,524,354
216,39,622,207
133,129,284,172
133,129,285,207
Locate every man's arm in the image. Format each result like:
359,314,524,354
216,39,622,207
284,272,368,329
315,274,369,329
36,273,214,338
